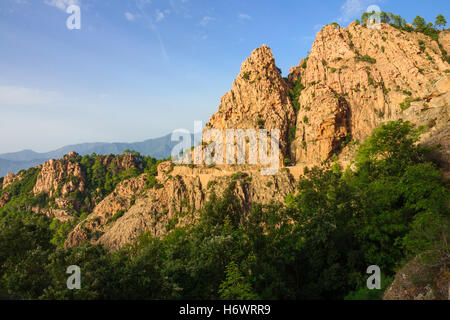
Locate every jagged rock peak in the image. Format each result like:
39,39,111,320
205,44,296,160
240,44,277,70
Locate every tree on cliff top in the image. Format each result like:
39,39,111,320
435,14,447,30
413,16,427,29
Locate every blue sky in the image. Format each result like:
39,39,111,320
0,0,448,153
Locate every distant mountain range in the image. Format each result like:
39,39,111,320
0,134,195,177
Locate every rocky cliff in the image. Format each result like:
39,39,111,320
383,255,449,300
200,24,449,175
2,22,449,253
93,23,448,250
33,152,86,198
8,152,145,223
204,44,296,163
66,162,295,250
288,23,449,169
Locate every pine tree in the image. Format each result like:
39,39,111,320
413,16,426,29
435,14,447,30
218,261,258,300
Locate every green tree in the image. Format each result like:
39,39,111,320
219,261,258,300
0,117,448,301
361,11,373,24
355,120,426,176
380,11,390,24
413,16,426,29
0,216,54,299
41,244,117,300
435,14,447,30
400,164,450,264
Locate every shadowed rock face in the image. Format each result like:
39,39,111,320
383,255,450,300
0,193,11,208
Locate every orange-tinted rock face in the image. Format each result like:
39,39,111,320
64,23,448,250
202,24,449,170
101,154,143,171
66,163,296,250
438,31,450,54
33,152,85,198
32,152,144,199
289,23,449,167
205,44,296,161
2,172,23,189
0,193,11,208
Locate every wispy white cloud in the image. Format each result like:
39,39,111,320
125,12,135,21
137,0,152,10
124,0,189,60
238,13,252,21
44,0,80,11
199,16,213,27
155,9,165,22
131,1,169,62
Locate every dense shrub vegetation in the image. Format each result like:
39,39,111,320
0,121,448,300
289,78,305,112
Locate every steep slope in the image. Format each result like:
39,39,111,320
0,152,146,223
383,256,449,300
66,162,295,250
205,44,296,162
288,22,449,170
65,45,300,250
439,31,450,53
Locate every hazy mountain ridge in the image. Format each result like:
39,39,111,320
0,158,48,177
0,134,192,177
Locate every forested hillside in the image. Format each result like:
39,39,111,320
0,11,449,300
1,121,448,299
